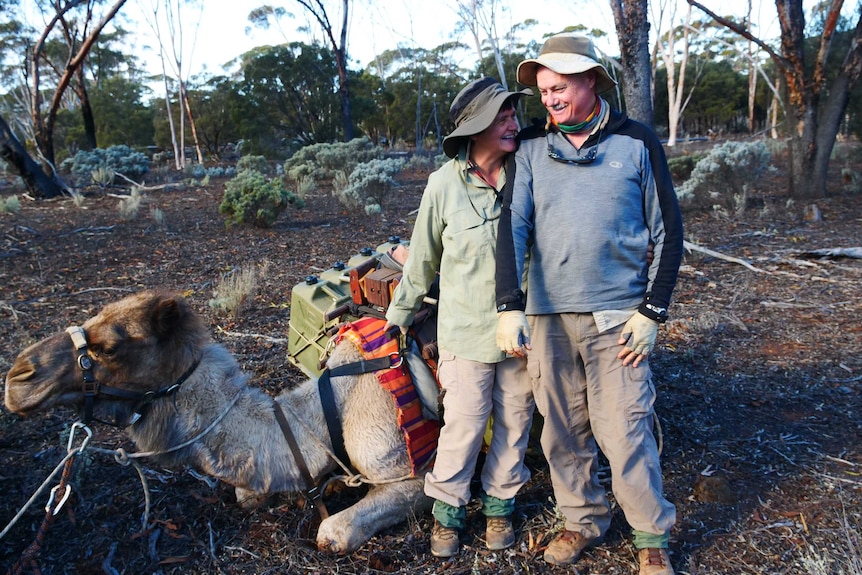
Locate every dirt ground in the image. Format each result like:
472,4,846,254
0,145,860,575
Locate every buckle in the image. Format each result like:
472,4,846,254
388,352,403,369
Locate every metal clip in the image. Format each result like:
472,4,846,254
67,421,93,454
45,484,71,515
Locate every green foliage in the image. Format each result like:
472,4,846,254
654,60,750,136
218,169,302,228
234,43,342,152
335,157,405,211
89,75,155,148
404,153,435,172
61,145,150,184
677,141,772,217
0,195,21,214
236,155,269,174
667,155,703,182
186,77,242,159
351,52,466,149
283,138,381,181
183,163,206,179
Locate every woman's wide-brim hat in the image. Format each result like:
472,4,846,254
517,33,617,94
442,77,532,158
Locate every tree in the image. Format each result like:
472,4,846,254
359,44,466,150
652,0,701,145
143,0,206,169
0,0,129,198
610,0,654,127
288,0,354,141
688,0,862,199
654,59,749,135
30,0,129,173
234,43,342,150
454,0,509,89
187,77,241,159
0,114,62,196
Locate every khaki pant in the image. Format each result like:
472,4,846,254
528,313,676,539
424,350,535,507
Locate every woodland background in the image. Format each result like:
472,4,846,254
0,1,861,574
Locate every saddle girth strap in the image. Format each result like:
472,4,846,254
316,355,395,472
272,401,329,520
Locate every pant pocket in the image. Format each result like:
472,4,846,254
622,365,656,422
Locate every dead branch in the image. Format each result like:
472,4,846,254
684,240,767,273
60,225,116,236
215,326,288,344
796,247,862,259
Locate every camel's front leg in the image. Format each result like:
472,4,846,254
316,477,431,553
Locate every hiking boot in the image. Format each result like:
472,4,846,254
543,529,593,565
485,516,515,550
638,548,675,575
430,522,460,557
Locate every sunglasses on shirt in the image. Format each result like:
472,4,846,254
547,144,598,165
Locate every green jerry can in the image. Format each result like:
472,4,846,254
287,237,405,377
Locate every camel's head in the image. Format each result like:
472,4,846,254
5,290,208,422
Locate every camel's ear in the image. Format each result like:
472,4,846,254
150,296,187,342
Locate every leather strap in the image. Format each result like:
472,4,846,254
272,401,329,519
316,355,395,471
317,369,351,471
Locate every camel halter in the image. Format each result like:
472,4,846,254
65,326,200,426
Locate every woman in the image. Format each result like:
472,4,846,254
385,77,535,558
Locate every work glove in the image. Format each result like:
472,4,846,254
496,310,530,356
617,312,659,367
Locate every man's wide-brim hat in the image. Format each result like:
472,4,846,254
442,77,532,158
517,33,617,94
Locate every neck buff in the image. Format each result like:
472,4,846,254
553,97,606,134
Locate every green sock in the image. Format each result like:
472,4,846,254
432,500,466,530
481,493,514,517
632,529,669,549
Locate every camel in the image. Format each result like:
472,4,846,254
4,289,433,553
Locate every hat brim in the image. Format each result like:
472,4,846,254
442,89,531,158
517,55,617,94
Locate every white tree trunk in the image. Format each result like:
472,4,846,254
654,0,692,146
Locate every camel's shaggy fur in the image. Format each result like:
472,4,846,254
4,290,431,553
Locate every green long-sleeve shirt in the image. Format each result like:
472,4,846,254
385,151,507,364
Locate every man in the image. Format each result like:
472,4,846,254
494,33,684,575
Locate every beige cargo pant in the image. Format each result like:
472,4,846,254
527,312,676,540
424,350,535,507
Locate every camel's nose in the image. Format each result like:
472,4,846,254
6,357,36,384
5,357,37,412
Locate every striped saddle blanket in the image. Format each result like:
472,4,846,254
336,316,439,475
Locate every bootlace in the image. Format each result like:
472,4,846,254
433,523,457,539
487,517,510,533
643,548,667,566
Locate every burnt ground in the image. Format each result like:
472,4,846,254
0,145,860,575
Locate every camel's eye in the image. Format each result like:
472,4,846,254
90,344,116,358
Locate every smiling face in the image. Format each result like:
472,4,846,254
470,102,520,159
536,67,597,126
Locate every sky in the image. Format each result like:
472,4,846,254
122,0,617,79
120,0,788,81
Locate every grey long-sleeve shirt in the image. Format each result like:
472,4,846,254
495,109,683,319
